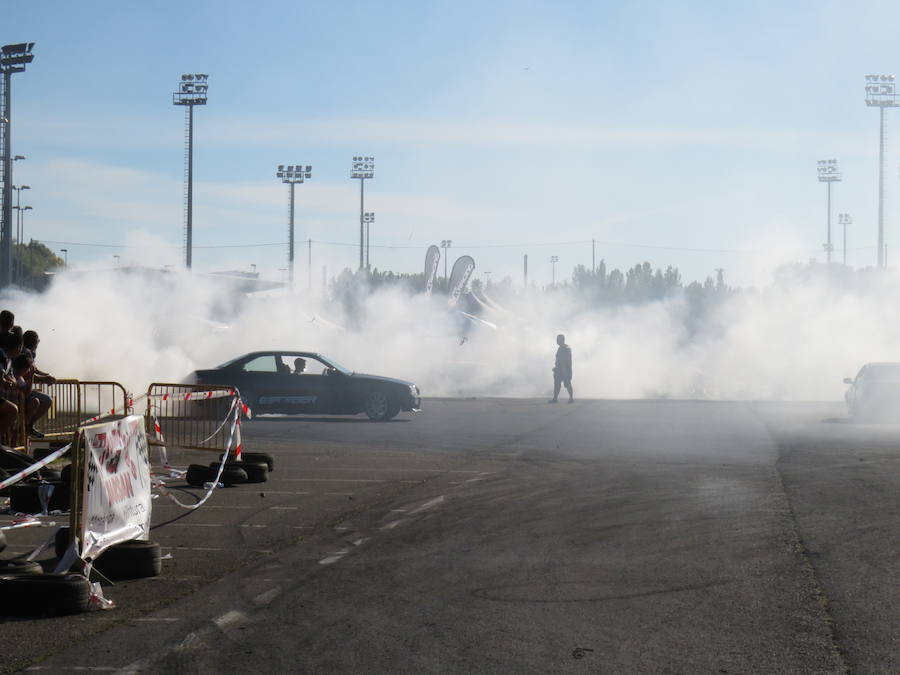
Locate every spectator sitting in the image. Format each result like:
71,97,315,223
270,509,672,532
0,331,21,439
18,335,53,438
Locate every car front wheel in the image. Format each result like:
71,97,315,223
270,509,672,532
364,391,392,421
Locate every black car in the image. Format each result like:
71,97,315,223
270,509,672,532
843,362,900,421
191,351,421,421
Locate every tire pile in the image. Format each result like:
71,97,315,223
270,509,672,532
0,448,275,617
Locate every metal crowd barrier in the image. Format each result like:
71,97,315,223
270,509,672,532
33,380,131,441
145,383,236,452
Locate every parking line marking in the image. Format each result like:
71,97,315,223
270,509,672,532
409,495,445,514
253,587,281,605
319,549,349,565
213,610,247,630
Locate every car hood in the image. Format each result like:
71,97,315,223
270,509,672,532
350,372,416,388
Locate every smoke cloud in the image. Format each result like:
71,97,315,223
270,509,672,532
5,264,895,402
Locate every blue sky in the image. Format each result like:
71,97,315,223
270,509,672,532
5,1,900,287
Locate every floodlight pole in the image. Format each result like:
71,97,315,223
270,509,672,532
817,159,841,264
839,213,852,265
363,212,375,270
351,156,375,270
550,255,559,285
441,240,452,282
0,42,35,289
173,73,209,270
865,75,898,268
276,164,312,288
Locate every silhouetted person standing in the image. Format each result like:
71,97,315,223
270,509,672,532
549,333,573,403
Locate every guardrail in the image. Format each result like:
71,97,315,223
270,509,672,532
145,383,237,452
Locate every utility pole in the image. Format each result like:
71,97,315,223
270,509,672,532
524,254,528,288
173,73,209,270
817,159,841,263
550,255,559,285
865,74,898,268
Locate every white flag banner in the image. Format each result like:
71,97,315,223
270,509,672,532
424,245,440,296
80,415,152,561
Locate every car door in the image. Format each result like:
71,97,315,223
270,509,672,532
237,355,282,410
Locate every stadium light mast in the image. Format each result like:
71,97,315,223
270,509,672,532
173,73,208,270
550,255,559,285
363,212,375,270
817,159,841,264
440,239,452,282
839,213,852,265
865,74,898,268
1,42,35,289
351,156,374,270
276,164,312,287
12,184,29,284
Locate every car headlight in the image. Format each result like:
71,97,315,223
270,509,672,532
409,384,419,397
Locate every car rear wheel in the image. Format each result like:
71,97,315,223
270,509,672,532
364,391,392,421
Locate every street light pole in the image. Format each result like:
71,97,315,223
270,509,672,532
550,255,559,285
276,164,312,288
865,74,899,268
351,156,374,270
173,73,209,270
60,248,67,267
839,213,852,265
817,159,841,264
440,240,452,283
12,184,29,283
363,212,375,270
1,42,35,289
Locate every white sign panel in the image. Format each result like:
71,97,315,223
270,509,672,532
80,415,152,561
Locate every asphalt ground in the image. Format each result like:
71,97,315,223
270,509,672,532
1,398,897,673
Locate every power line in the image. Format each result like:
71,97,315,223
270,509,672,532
35,237,761,254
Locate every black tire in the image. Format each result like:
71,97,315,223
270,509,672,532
386,401,401,420
55,526,72,560
94,539,162,579
0,573,91,616
186,463,213,487
212,461,268,483
9,481,69,514
0,558,43,576
230,452,274,472
217,464,249,486
0,446,35,471
364,390,392,421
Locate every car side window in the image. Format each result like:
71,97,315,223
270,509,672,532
242,356,277,373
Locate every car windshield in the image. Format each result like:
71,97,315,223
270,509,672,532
318,355,352,376
860,364,900,381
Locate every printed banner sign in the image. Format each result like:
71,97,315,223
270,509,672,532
447,255,476,307
80,415,152,561
424,245,441,296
